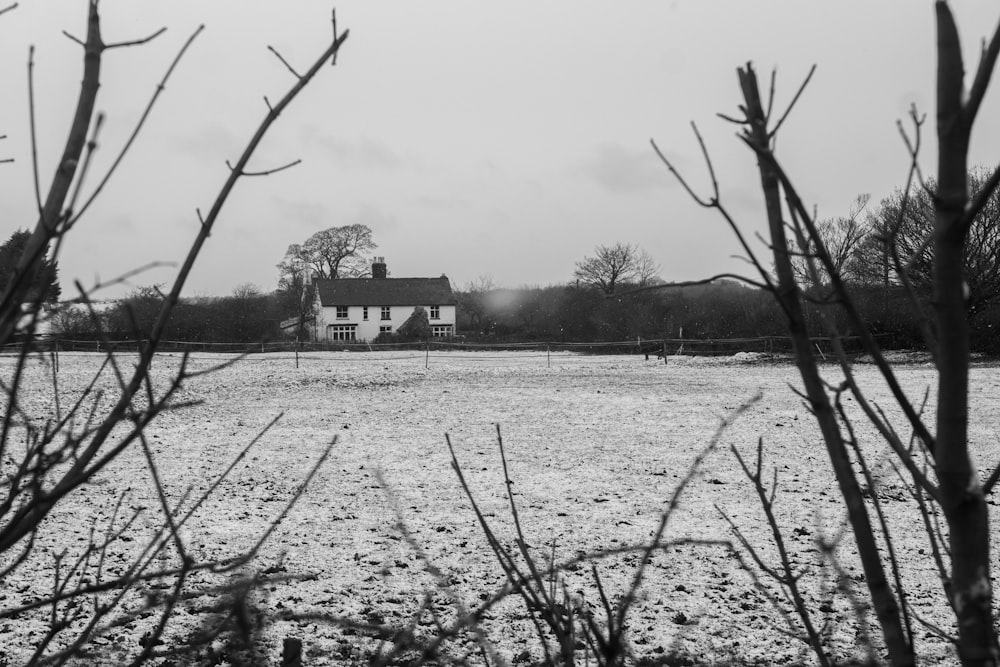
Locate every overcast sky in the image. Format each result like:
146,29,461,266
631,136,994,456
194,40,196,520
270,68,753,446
2,1,1000,298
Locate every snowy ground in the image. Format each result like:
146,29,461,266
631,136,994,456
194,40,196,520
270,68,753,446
2,350,998,665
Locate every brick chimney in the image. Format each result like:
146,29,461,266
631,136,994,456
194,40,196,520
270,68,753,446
372,256,387,279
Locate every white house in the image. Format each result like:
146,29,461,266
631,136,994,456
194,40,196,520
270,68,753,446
313,258,457,342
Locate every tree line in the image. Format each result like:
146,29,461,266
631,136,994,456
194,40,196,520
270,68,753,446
51,283,287,344
9,162,1000,352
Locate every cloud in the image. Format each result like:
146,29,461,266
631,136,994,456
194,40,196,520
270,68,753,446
300,125,403,170
575,143,669,194
354,202,399,232
171,122,243,160
270,197,331,228
411,194,469,211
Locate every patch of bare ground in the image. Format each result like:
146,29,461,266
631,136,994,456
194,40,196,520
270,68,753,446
3,350,997,665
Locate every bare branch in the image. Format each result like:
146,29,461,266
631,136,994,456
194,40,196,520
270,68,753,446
721,438,830,664
0,12,351,556
28,45,42,212
983,463,1000,496
225,157,301,177
650,137,713,207
768,64,816,139
64,111,104,224
691,121,720,202
0,0,103,342
741,136,937,456
716,111,747,125
613,393,762,634
70,263,171,299
0,3,17,17
961,163,1000,235
837,394,914,645
268,45,302,78
652,134,781,302
964,9,1000,123
764,67,777,126
61,30,85,47
104,26,167,50
71,25,205,225
891,108,939,361
331,9,340,66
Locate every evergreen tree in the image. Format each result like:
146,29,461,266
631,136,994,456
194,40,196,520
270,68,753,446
0,229,61,305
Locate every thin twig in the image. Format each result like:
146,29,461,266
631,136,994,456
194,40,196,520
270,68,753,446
104,26,167,50
724,437,831,666
28,46,42,212
64,112,104,222
836,394,913,647
61,30,85,47
764,67,777,126
768,64,816,139
331,9,339,66
961,162,1000,235
70,25,205,225
964,11,1000,124
716,111,747,125
741,136,937,458
650,137,712,207
445,434,556,664
652,134,783,308
691,121,720,202
983,464,1000,495
225,158,301,177
375,470,507,667
268,45,302,78
613,393,762,637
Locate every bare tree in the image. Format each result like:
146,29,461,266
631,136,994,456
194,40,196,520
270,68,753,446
573,242,660,294
792,193,870,287
0,3,347,663
231,282,261,300
279,223,377,281
654,2,1000,664
856,168,1000,319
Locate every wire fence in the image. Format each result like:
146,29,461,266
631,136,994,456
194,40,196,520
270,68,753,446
1,335,875,369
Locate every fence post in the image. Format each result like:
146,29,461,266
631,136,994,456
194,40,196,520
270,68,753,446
425,341,429,369
547,345,550,368
295,338,300,369
281,637,303,667
662,339,667,364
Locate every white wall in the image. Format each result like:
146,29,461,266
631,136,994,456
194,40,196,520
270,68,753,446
317,304,456,342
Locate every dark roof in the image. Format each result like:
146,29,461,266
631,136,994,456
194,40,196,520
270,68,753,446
316,277,456,307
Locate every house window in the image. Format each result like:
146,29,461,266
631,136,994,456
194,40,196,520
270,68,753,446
327,324,356,341
380,306,391,321
430,305,440,320
363,306,368,321
379,325,392,334
335,305,348,319
431,325,453,338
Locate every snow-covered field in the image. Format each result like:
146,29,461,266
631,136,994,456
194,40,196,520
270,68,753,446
3,350,999,665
